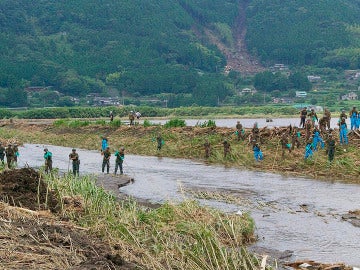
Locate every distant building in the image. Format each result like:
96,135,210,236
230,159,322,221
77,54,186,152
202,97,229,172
273,98,293,104
295,91,307,98
25,86,51,92
272,63,288,71
341,92,358,101
241,88,257,95
307,75,321,82
308,105,323,112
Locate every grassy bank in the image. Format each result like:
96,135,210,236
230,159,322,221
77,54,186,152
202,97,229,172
1,119,359,182
44,172,257,269
0,105,299,119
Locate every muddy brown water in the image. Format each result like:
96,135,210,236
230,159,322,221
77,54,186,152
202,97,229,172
18,143,360,266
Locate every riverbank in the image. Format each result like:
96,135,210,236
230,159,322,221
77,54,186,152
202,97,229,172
0,167,258,269
1,121,359,268
2,119,359,183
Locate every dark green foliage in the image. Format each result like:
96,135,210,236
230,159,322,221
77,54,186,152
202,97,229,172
164,118,186,128
246,0,360,66
195,120,216,128
254,71,311,92
0,0,232,106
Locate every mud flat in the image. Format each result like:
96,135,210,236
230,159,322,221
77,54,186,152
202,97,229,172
95,173,134,196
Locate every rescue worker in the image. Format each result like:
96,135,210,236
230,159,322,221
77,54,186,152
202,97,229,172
339,117,348,145
280,133,291,157
43,148,52,173
235,121,244,141
324,108,331,129
340,110,347,120
156,134,163,151
312,127,325,151
253,142,263,161
300,107,307,128
304,139,314,160
129,111,135,126
69,148,80,176
349,106,358,130
5,144,14,169
305,119,313,141
102,146,111,174
251,122,260,142
223,140,231,158
327,134,336,162
109,111,114,122
114,147,125,175
0,142,5,165
101,137,108,152
291,127,301,150
13,144,19,165
308,108,318,125
203,139,211,159
318,117,327,134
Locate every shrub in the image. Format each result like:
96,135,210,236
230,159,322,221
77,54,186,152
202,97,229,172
109,119,122,128
196,120,216,128
164,118,186,128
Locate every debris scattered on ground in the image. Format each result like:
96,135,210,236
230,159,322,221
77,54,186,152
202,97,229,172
0,168,136,269
342,209,360,228
285,260,352,270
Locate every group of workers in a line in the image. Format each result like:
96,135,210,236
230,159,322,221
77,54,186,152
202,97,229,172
204,107,358,163
42,139,125,177
0,143,19,169
109,110,142,125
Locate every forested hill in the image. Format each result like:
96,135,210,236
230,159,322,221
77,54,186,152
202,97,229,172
0,0,238,100
245,0,360,67
1,0,360,107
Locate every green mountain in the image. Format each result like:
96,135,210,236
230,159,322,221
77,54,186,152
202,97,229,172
1,0,360,107
245,0,360,67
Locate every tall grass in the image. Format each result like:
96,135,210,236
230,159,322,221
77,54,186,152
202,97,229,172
164,118,186,128
44,172,259,269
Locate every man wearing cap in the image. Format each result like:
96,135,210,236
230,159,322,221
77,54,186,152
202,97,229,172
43,148,52,173
69,148,80,176
102,146,111,174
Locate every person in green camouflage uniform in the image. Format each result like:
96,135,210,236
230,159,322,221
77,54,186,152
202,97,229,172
327,134,336,162
222,140,231,158
203,139,211,159
114,147,125,175
69,148,80,176
102,147,111,174
5,144,14,169
43,148,52,173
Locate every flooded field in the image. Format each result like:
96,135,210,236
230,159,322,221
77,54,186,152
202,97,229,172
18,144,360,266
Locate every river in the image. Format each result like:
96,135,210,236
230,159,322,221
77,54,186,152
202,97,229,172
17,144,360,266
